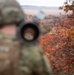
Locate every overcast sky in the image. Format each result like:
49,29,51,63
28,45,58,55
17,0,65,7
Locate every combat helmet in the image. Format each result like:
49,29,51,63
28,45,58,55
0,0,25,26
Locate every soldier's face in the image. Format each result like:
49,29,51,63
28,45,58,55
0,24,17,35
24,28,35,41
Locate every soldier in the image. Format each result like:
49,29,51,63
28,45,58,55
0,0,53,75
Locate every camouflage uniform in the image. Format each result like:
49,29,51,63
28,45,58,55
20,44,53,75
0,33,21,75
0,32,53,75
0,0,53,75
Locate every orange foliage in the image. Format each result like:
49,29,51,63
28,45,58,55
39,25,74,74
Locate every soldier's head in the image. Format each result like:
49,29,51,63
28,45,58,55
0,0,25,35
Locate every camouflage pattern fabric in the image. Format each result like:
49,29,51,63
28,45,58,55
0,0,25,25
20,44,53,75
0,32,53,75
0,32,21,75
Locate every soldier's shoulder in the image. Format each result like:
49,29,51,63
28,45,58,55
24,44,44,53
30,44,44,58
22,44,44,57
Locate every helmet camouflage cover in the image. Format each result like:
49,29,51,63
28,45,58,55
0,0,25,25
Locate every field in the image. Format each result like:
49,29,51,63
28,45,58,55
24,9,74,75
23,9,66,16
0,8,74,75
